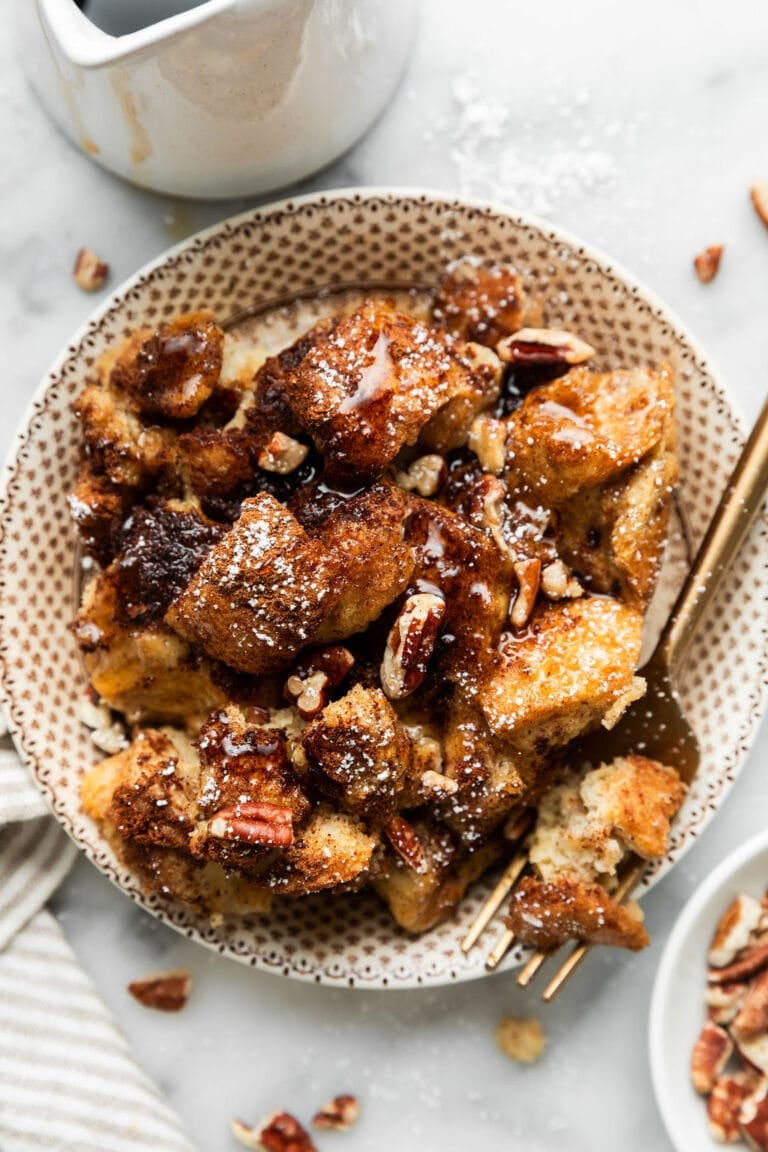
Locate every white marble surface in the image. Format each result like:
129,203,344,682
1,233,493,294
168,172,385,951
3,1,768,1149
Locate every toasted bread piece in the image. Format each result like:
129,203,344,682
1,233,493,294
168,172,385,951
432,260,541,347
262,804,379,896
374,822,502,933
74,375,177,490
406,498,511,699
301,684,411,821
103,499,226,625
479,597,644,754
74,575,225,728
506,875,649,951
69,460,131,565
292,480,414,642
579,754,686,860
82,727,199,850
166,494,340,675
109,311,224,421
504,364,675,505
286,302,501,479
440,698,532,845
556,435,679,608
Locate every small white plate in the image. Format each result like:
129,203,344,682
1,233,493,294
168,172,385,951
650,828,768,1151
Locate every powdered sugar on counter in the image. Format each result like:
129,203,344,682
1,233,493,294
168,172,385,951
425,74,648,218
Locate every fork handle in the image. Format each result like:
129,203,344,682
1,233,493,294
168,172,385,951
657,394,768,673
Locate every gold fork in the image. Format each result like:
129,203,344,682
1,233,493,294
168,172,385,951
461,394,768,1000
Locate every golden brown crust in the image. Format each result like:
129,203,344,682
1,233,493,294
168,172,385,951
478,597,644,755
374,822,503,933
504,364,675,506
109,310,224,421
294,480,415,643
301,684,411,821
579,754,686,860
506,875,650,951
432,260,540,347
166,494,341,675
287,302,500,479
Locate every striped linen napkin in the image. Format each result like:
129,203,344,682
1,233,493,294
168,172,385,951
0,732,196,1152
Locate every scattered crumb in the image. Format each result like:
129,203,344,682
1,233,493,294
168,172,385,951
495,1015,546,1064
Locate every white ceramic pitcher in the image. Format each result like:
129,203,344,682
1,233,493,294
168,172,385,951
20,0,416,199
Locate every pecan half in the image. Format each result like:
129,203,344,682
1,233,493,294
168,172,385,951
709,943,768,985
127,969,192,1012
380,592,445,700
707,1072,757,1143
751,182,768,231
706,980,749,1026
384,814,427,874
73,247,109,292
733,970,768,1041
284,671,330,721
709,894,763,968
208,802,294,847
231,1113,317,1152
694,244,724,284
741,1079,768,1150
258,432,309,475
691,1021,733,1094
312,1095,361,1131
496,327,596,367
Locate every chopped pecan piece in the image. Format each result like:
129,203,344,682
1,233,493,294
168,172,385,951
694,244,724,284
510,559,542,628
73,247,109,292
231,1113,317,1152
384,814,427,874
258,432,310,475
127,969,192,1012
312,1095,361,1131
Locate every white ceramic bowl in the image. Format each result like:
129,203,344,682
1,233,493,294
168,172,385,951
1,189,767,988
650,828,768,1151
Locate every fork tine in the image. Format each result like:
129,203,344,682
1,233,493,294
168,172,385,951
460,848,529,954
485,926,517,971
516,949,548,987
538,856,648,1001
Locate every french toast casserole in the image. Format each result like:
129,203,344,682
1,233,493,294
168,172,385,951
70,260,686,951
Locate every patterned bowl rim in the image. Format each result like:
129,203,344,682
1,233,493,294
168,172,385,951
1,185,765,992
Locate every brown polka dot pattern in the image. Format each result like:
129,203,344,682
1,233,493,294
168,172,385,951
0,191,765,988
